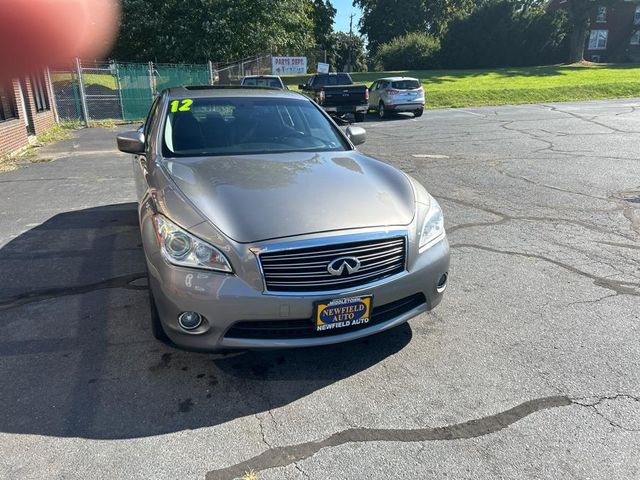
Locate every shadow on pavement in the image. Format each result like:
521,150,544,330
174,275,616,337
363,113,415,123
0,203,411,439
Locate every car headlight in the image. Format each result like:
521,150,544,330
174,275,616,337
419,198,445,250
153,215,233,273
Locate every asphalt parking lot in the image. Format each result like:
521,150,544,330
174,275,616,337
1,98,639,480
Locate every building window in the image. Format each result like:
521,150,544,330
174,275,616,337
631,30,640,45
635,5,640,26
30,73,50,112
591,55,601,63
0,84,17,122
596,6,607,23
588,29,608,50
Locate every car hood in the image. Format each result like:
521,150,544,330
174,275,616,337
162,151,415,243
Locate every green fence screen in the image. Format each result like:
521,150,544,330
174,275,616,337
116,64,153,121
116,63,211,121
155,64,210,91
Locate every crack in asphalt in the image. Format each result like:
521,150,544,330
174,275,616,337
615,105,639,116
500,121,584,158
447,218,508,234
438,195,636,241
492,166,609,201
566,293,618,307
572,394,640,433
596,240,640,251
205,396,572,480
451,243,640,297
542,104,640,134
293,462,311,479
206,391,640,479
257,414,273,449
0,272,148,310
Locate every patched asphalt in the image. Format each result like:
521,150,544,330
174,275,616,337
1,99,639,480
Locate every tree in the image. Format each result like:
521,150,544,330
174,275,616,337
440,0,568,68
374,32,440,70
329,31,368,71
353,0,476,54
111,0,316,62
311,0,337,51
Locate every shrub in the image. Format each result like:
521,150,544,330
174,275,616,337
374,32,440,70
440,1,569,69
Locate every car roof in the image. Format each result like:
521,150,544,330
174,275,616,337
376,76,420,82
165,86,302,99
243,75,281,78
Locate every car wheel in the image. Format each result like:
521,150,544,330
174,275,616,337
378,102,387,119
149,287,171,344
414,108,424,118
354,112,365,122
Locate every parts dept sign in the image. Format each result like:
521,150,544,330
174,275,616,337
272,56,307,75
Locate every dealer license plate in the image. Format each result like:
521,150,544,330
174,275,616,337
315,296,373,332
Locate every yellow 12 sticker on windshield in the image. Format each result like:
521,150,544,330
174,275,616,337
170,99,193,113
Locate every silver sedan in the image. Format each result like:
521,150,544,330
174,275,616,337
116,87,448,351
369,77,425,118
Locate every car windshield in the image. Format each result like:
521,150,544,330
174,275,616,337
391,80,421,90
313,74,351,86
242,77,282,88
163,96,350,157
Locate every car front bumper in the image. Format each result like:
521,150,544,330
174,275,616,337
146,236,450,351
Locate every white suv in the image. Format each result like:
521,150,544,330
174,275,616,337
369,77,425,118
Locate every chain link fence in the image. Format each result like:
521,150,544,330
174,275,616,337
52,60,215,122
49,69,84,122
214,54,273,84
51,53,337,123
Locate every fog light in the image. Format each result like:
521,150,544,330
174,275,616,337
436,273,448,293
178,311,202,330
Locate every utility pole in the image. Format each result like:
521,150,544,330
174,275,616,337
345,12,355,73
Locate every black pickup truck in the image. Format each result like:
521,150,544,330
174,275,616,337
298,73,369,122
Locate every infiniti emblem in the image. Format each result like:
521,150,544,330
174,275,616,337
327,256,361,276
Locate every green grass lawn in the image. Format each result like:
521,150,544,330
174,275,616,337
283,63,640,109
51,72,118,90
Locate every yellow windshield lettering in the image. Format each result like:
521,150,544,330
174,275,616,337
170,99,193,113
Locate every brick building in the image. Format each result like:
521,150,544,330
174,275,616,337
0,71,58,157
552,1,640,62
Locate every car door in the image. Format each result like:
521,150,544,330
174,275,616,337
379,80,392,104
373,81,387,107
134,96,161,202
370,81,382,107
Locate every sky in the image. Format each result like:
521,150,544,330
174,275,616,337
332,0,362,33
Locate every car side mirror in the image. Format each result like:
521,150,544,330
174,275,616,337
346,126,366,146
117,131,145,154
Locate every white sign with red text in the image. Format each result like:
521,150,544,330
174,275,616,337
272,56,308,75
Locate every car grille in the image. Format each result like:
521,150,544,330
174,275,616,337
225,293,426,340
259,236,407,293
